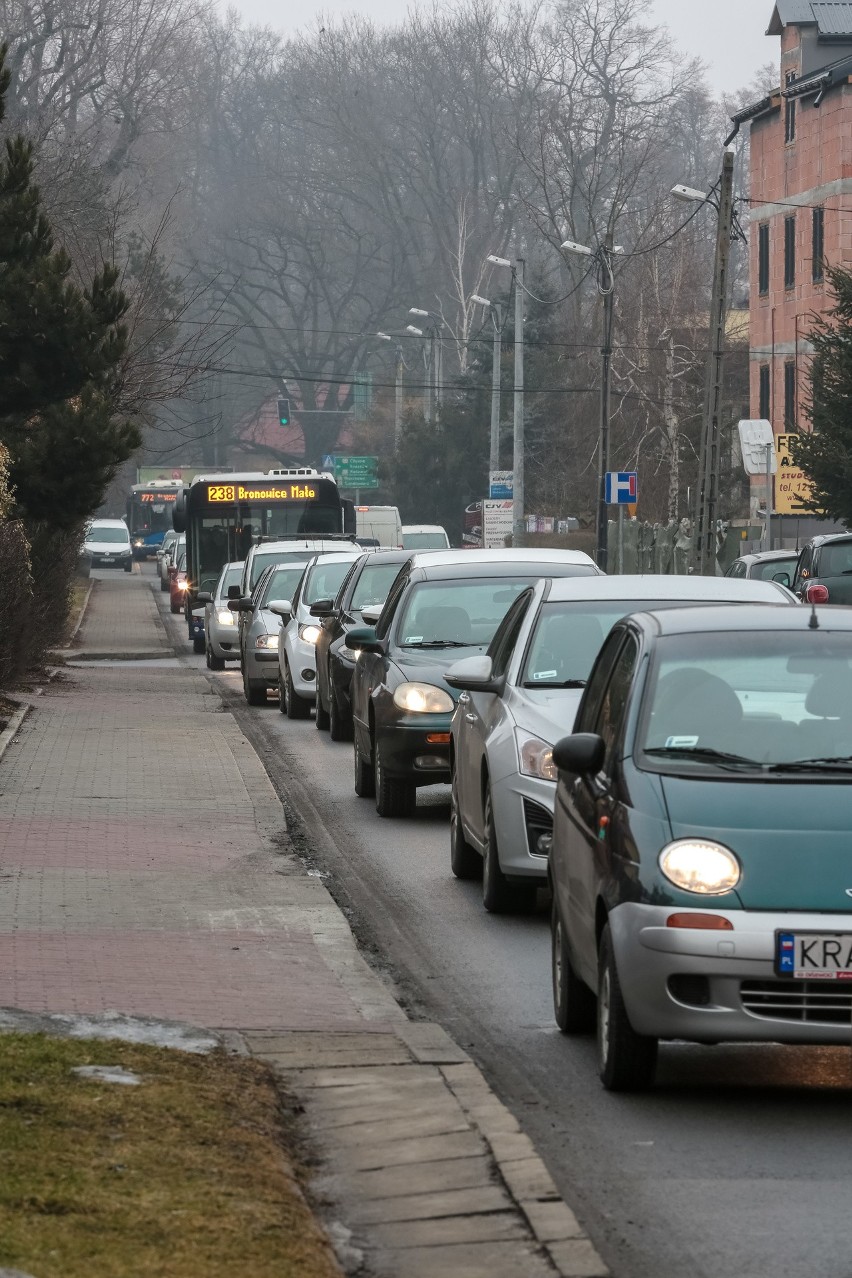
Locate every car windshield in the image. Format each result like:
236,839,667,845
397,579,530,648
217,565,242,598
351,562,403,610
89,527,129,544
260,564,308,607
402,532,448,549
639,630,852,771
176,550,186,571
304,559,357,605
522,600,717,688
250,548,325,588
752,557,798,581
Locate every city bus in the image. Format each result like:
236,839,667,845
127,480,183,558
173,469,356,605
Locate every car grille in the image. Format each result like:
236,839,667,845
741,980,852,1025
523,797,553,858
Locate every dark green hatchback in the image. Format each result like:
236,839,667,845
549,603,852,1091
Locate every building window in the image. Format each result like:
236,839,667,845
759,364,771,420
784,361,796,428
784,216,796,289
785,73,796,142
812,207,825,282
758,223,770,295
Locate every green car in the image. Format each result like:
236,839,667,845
549,603,852,1092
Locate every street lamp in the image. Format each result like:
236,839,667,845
409,308,446,420
561,235,620,572
376,333,406,450
486,254,525,546
471,294,504,474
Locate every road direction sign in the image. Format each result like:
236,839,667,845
322,454,336,471
334,455,379,489
605,472,638,505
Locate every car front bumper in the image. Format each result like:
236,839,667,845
610,902,852,1046
285,636,318,699
376,714,453,786
489,773,555,880
246,645,281,684
207,616,238,659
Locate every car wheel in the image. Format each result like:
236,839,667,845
329,682,353,742
160,576,168,593
242,660,267,707
482,786,535,914
207,644,225,672
278,674,288,714
315,685,330,731
551,898,595,1033
353,733,375,797
170,598,180,614
597,924,658,1092
123,560,133,573
193,635,205,655
375,742,416,818
285,662,311,720
450,767,481,879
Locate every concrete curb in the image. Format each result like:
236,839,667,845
67,579,95,646
0,704,31,766
58,649,175,662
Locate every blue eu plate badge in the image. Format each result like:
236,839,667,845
777,932,795,975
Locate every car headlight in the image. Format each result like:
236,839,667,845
216,608,236,626
392,682,454,713
515,729,557,781
177,579,188,591
659,840,741,895
134,539,143,547
255,633,279,650
299,624,322,645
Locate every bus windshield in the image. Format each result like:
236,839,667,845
127,486,180,548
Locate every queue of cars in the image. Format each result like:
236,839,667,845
163,533,852,1096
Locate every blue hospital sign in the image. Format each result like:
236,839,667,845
605,471,638,505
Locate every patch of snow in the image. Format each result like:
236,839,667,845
0,1008,219,1054
72,1065,142,1086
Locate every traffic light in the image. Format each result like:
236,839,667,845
277,397,291,426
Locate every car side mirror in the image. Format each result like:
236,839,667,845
444,654,504,696
360,604,383,625
227,584,241,600
552,733,606,776
345,625,384,655
309,599,335,618
195,591,213,604
267,598,292,621
772,571,790,587
229,596,254,612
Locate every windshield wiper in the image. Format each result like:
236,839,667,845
766,756,852,773
522,679,587,689
400,640,473,649
644,746,761,770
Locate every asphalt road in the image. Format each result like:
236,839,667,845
148,566,852,1278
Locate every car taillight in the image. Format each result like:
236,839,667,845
805,583,829,604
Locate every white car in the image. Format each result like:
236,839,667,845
84,519,133,572
238,537,359,598
273,551,363,719
445,573,799,914
238,560,310,705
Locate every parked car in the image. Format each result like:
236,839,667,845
445,573,798,914
84,519,133,572
169,547,188,614
159,533,184,592
156,528,181,589
549,603,852,1093
235,560,310,705
345,549,601,819
724,548,799,587
401,525,451,551
199,562,244,670
238,537,359,600
791,532,852,604
273,552,366,718
315,550,412,739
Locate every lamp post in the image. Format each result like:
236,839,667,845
404,323,433,421
376,332,405,451
486,254,524,546
409,308,446,420
471,294,504,474
561,235,619,572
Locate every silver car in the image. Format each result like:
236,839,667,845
201,562,244,670
275,551,363,718
158,531,183,592
445,573,799,914
238,561,310,705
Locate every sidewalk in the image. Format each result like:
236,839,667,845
0,573,608,1278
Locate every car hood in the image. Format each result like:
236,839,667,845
393,644,486,693
659,774,852,911
509,687,585,744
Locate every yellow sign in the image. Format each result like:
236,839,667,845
775,434,819,516
206,483,317,503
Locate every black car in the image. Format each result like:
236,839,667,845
314,550,412,740
791,532,852,604
346,549,600,819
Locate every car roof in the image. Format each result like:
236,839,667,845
356,549,413,564
630,603,852,637
544,574,794,603
732,549,799,566
89,518,127,528
408,548,596,570
305,551,363,566
401,524,447,533
410,559,599,582
250,538,357,554
806,532,852,548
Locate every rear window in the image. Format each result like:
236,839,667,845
351,562,405,610
402,532,449,550
751,557,798,582
819,541,852,578
89,526,129,544
250,549,315,587
396,579,531,648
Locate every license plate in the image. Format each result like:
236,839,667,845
100,557,114,564
776,931,852,979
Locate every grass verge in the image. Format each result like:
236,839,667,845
0,1033,341,1278
64,580,91,644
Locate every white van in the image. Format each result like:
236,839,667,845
355,506,403,549
84,519,133,572
401,524,451,551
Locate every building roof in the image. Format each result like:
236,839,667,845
768,1,852,35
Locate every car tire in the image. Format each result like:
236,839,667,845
329,682,353,742
284,662,311,720
170,598,180,614
375,743,416,818
552,898,595,1033
450,768,481,879
354,733,375,797
193,635,205,655
315,688,330,731
482,786,535,914
242,661,267,707
206,644,225,672
160,577,168,593
123,560,133,573
278,675,288,714
597,924,658,1092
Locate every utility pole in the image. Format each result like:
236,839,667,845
597,230,615,572
513,258,525,547
694,150,736,574
394,344,403,452
426,330,435,424
489,304,503,473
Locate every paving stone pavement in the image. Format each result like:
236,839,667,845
0,573,609,1278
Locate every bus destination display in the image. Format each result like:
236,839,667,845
206,483,318,503
140,491,177,503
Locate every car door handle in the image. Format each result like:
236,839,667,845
458,692,470,705
465,713,478,724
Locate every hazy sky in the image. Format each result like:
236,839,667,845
223,0,777,96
